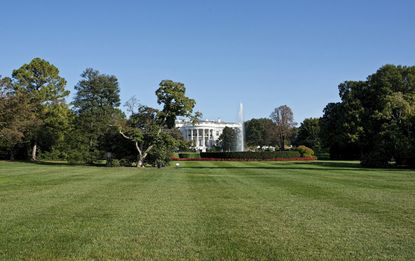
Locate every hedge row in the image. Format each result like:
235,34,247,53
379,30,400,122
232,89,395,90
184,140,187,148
178,152,201,158
172,156,316,161
200,151,301,160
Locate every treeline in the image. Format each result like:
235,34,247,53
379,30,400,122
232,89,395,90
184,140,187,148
2,59,414,167
244,65,415,167
321,65,415,167
0,58,199,167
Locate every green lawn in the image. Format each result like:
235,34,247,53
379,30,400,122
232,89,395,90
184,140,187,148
0,161,414,260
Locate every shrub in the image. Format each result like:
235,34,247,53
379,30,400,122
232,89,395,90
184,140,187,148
67,150,87,165
119,158,133,167
39,147,68,161
395,157,415,167
361,151,390,168
316,152,330,160
111,159,121,167
178,152,201,158
200,151,301,160
296,145,315,157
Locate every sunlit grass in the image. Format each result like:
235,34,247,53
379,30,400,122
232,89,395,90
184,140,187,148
0,160,414,260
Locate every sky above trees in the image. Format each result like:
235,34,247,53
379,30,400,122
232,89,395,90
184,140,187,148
1,0,414,122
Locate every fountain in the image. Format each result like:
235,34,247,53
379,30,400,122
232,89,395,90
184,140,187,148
236,102,245,151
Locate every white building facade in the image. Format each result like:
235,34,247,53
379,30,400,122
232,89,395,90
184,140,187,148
176,119,240,151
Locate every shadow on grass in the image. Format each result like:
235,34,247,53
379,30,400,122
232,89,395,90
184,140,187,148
5,160,106,167
181,161,412,172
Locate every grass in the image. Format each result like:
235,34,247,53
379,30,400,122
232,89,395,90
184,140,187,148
0,160,414,260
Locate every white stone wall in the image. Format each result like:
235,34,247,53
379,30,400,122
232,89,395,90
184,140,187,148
176,120,240,151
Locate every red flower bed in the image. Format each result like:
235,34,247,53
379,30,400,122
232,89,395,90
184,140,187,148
171,157,317,161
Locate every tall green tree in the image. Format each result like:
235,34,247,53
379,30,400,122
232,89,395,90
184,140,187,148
244,118,277,148
72,68,121,163
218,127,237,152
0,77,37,159
321,65,415,166
360,65,415,166
270,105,296,150
118,80,198,167
10,58,70,160
156,80,199,128
295,118,321,152
118,103,162,167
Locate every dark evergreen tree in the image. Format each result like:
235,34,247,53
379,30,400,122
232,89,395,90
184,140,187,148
71,68,121,163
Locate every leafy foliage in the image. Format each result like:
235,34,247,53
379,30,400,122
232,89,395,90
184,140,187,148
200,151,301,160
218,127,237,151
244,118,277,147
321,65,415,167
0,78,37,159
117,80,198,167
71,68,122,163
295,118,321,152
156,80,198,128
296,145,315,157
1,58,70,160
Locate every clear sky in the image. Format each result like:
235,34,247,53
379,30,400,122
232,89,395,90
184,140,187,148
1,0,414,123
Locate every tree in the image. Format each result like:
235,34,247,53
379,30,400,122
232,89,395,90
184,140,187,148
321,65,415,167
10,58,70,160
156,80,198,128
380,93,415,166
0,77,37,159
118,80,198,167
295,118,321,152
319,102,361,160
118,103,162,167
72,68,121,163
270,105,296,150
244,118,277,147
218,127,237,151
360,65,415,166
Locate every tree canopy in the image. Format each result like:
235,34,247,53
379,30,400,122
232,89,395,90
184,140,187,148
3,58,70,160
218,127,237,152
320,65,415,167
117,80,198,167
156,80,197,129
244,118,276,147
2,59,415,168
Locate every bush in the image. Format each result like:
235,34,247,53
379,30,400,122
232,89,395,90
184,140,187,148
111,159,121,167
178,152,201,158
119,158,133,167
361,151,390,168
316,152,330,160
296,145,315,157
395,157,415,167
39,147,68,161
200,151,301,160
67,150,87,165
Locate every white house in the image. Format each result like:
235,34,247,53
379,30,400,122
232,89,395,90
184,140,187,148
176,119,240,151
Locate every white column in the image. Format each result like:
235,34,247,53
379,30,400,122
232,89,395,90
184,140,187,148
196,128,199,147
192,129,195,146
202,128,205,147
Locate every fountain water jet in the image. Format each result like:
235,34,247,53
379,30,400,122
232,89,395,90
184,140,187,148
236,102,245,151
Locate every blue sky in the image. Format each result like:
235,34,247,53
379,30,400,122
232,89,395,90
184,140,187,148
1,0,414,123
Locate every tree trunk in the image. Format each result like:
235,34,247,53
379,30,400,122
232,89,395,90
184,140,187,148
118,130,156,168
31,143,37,161
10,150,14,161
136,157,144,168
